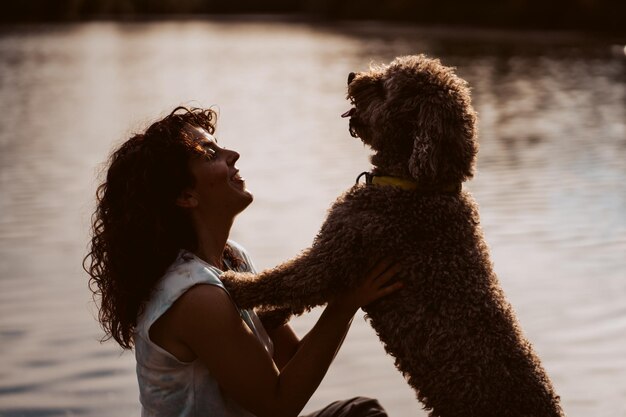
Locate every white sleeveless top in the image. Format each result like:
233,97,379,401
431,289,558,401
134,241,273,417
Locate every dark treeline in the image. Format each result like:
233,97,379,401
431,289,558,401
2,0,624,34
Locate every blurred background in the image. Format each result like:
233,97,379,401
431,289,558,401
0,2,625,417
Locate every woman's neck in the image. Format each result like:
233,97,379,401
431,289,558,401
191,213,234,269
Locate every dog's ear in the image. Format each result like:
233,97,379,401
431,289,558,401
408,98,477,185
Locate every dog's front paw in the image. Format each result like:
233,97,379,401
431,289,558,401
220,271,258,308
256,307,293,330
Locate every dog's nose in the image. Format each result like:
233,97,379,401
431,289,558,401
347,72,356,85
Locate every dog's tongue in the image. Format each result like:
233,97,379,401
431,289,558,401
341,108,355,118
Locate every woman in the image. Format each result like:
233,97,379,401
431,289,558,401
85,107,402,417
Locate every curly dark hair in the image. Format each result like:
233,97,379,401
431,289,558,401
84,106,242,350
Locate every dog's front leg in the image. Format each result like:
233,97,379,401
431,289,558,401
221,258,315,330
254,306,294,331
222,253,328,328
222,205,367,321
221,246,336,313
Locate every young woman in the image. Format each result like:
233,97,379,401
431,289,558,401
85,107,402,417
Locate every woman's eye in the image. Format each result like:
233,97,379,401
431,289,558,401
204,148,217,160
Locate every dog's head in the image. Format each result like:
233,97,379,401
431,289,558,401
344,55,478,187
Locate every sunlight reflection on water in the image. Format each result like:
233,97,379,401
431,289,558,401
0,19,624,417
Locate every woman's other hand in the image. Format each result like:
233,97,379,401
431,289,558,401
329,259,402,317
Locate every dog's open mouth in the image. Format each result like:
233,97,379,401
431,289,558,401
342,107,361,138
348,117,361,138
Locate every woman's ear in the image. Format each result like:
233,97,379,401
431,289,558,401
175,189,198,208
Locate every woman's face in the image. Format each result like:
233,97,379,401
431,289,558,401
181,126,253,217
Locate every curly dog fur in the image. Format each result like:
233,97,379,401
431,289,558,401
222,55,564,417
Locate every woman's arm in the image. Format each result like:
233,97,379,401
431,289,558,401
266,324,300,370
167,260,401,417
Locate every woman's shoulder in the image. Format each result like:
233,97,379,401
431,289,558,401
165,250,224,286
136,251,227,335
145,252,223,310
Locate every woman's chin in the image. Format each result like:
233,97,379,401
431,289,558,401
243,189,253,202
227,179,253,209
239,187,254,206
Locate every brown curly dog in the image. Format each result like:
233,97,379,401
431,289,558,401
222,55,565,417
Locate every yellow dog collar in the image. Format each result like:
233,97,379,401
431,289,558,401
356,171,461,193
371,175,419,190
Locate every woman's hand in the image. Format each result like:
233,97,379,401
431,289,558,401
328,259,402,317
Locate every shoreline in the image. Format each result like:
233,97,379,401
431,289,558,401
1,15,625,45
1,13,625,40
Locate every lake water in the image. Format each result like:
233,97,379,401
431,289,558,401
0,18,624,417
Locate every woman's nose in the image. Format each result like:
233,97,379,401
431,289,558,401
226,148,240,164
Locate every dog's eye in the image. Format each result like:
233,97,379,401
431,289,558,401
347,72,356,85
